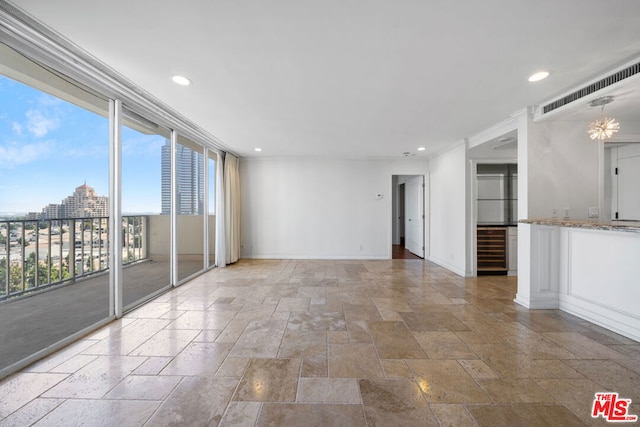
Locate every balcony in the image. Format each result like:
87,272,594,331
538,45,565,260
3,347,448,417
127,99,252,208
0,216,145,301
0,214,212,376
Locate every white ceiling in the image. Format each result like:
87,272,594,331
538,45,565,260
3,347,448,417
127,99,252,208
9,0,640,158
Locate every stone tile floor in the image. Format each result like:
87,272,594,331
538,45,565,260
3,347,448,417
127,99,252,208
0,259,638,426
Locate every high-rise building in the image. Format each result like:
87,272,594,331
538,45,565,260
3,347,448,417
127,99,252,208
33,183,109,219
161,142,204,215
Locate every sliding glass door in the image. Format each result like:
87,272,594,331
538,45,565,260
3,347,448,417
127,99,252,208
121,109,172,309
0,56,110,374
176,136,205,282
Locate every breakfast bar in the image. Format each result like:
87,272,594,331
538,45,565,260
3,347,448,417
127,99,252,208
516,218,640,341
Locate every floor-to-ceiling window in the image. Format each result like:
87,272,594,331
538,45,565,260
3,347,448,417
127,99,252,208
0,24,222,377
121,109,172,309
175,136,205,282
0,44,111,374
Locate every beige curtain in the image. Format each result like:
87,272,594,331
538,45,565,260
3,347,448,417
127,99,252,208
215,152,226,267
224,153,240,264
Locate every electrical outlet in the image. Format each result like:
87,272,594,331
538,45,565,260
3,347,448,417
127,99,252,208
563,208,570,219
588,207,600,218
551,208,559,218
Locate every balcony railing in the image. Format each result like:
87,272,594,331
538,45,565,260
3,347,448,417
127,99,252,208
0,216,147,301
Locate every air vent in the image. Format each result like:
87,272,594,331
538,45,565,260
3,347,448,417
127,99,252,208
542,61,640,114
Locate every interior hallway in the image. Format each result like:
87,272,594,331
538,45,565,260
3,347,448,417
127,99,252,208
392,244,422,260
0,259,638,426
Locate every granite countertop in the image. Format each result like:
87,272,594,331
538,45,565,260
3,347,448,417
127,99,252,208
519,218,640,233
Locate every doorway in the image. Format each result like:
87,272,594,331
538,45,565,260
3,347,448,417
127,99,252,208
392,175,425,259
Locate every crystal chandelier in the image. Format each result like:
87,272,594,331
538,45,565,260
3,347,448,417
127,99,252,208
587,96,619,141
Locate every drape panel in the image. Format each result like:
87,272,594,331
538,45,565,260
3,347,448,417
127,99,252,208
215,152,227,267
224,153,240,264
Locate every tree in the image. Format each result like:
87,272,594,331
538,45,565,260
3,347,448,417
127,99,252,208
9,262,23,294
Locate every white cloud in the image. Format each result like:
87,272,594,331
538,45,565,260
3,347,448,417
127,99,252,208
26,109,60,137
0,140,53,168
12,121,23,135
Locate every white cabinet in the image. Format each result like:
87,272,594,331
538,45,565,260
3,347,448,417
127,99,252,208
507,226,517,275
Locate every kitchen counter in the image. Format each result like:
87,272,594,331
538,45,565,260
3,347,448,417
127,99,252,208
516,220,640,341
520,218,640,233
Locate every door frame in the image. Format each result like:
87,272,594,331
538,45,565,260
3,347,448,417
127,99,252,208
391,174,428,259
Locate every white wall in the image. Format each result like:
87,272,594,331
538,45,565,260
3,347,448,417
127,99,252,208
240,157,427,259
428,143,468,276
527,120,601,220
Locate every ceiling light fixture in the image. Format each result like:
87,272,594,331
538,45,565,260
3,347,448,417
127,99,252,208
417,147,426,151
254,147,262,152
172,75,192,86
528,71,550,82
587,96,620,141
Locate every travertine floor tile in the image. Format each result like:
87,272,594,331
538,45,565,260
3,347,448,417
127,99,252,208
129,329,199,357
257,403,365,427
233,358,300,402
457,359,499,379
82,319,172,356
413,331,477,359
368,321,427,359
346,320,372,343
131,356,172,375
32,399,159,427
228,319,287,358
48,354,98,374
543,332,627,359
359,378,439,426
103,375,181,400
277,330,327,359
146,376,237,426
219,401,262,427
407,359,492,403
166,309,236,330
287,310,346,331
42,356,144,399
328,344,384,378
25,339,101,372
564,359,640,401
301,357,328,377
381,359,413,378
430,404,477,427
0,398,64,427
467,404,585,427
216,357,250,377
400,312,471,332
160,342,232,376
297,378,361,403
536,378,613,425
476,378,556,403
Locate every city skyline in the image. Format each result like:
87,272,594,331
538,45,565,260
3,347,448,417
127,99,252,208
0,74,165,215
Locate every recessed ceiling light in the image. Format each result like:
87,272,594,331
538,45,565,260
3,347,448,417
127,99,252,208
172,75,192,86
528,71,550,82
254,147,262,152
417,147,426,151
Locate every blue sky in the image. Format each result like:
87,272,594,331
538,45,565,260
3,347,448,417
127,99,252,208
0,74,167,214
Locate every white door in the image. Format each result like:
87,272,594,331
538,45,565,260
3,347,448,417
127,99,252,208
618,155,640,220
405,176,424,257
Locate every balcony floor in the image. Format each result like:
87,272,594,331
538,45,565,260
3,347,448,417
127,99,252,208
0,259,639,426
0,258,205,372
